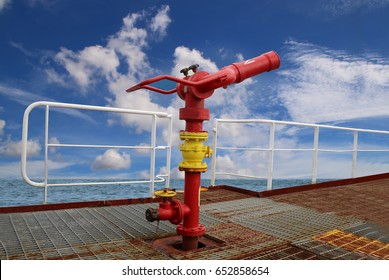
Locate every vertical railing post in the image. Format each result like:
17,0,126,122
165,115,173,189
352,131,358,178
149,115,157,196
267,123,275,190
43,105,50,204
210,119,218,186
312,126,319,184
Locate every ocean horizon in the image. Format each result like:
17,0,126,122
0,178,331,207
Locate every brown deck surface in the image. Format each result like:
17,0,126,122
0,174,388,260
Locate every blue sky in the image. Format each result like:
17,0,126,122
1,0,389,181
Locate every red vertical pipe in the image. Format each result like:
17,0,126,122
177,90,208,250
182,171,201,250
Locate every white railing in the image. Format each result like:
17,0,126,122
210,118,389,190
21,101,173,204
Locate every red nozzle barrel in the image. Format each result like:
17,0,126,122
196,51,280,94
230,51,280,83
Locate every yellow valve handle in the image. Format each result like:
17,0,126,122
154,189,177,198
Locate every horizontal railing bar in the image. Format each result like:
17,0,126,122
216,147,389,153
357,149,389,152
215,172,267,179
28,101,172,118
216,118,389,135
216,147,269,151
317,149,354,153
47,143,169,150
39,174,168,188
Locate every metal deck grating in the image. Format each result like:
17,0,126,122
0,202,227,260
171,223,287,260
1,176,388,260
271,178,389,226
294,238,380,260
0,204,173,259
8,238,170,260
313,229,389,259
344,223,389,243
203,197,363,242
243,244,324,260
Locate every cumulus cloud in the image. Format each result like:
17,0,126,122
55,45,119,89
55,5,171,90
150,5,171,38
278,40,389,123
0,138,41,157
54,6,172,133
92,149,131,171
171,46,219,77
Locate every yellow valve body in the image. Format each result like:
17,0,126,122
179,131,212,172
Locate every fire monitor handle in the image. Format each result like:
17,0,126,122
126,51,280,95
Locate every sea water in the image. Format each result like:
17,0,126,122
0,178,330,207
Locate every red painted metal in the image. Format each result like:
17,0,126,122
127,51,280,250
147,199,190,224
126,51,280,95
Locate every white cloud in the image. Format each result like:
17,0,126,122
0,0,11,13
0,138,41,157
53,6,173,134
92,149,131,170
0,119,5,136
55,45,119,89
171,46,219,77
278,40,389,123
150,5,171,38
323,0,389,16
170,166,184,179
45,68,66,86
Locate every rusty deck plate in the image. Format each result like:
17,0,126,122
314,229,389,259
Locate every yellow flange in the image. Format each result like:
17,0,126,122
179,131,212,172
154,189,177,198
180,131,208,141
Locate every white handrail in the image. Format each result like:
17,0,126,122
211,118,389,189
21,101,173,203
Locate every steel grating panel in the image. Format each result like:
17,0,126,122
271,179,389,226
343,223,389,243
0,204,176,259
203,197,363,242
294,238,379,260
0,201,227,260
170,222,287,260
244,244,324,260
8,238,170,260
313,229,389,259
